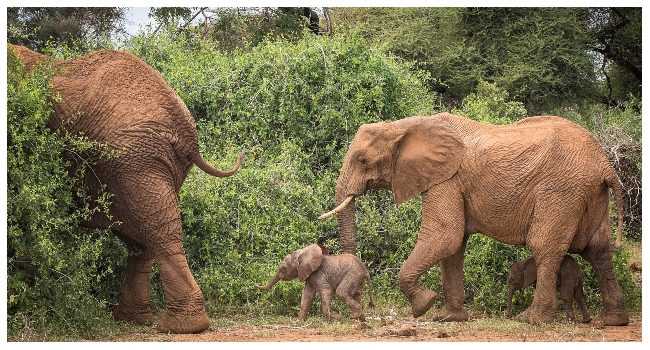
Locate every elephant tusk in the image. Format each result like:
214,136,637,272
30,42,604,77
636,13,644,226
318,195,354,220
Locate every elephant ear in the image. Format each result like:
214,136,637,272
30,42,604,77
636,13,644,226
296,244,324,282
392,116,465,204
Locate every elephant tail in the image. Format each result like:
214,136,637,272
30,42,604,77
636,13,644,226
604,170,624,250
192,151,244,178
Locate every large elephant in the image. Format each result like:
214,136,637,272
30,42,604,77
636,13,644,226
319,113,628,326
10,44,243,333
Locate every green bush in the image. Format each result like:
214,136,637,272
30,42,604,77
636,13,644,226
127,30,438,172
6,46,124,338
454,80,528,124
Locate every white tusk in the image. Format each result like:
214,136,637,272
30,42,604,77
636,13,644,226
318,195,354,220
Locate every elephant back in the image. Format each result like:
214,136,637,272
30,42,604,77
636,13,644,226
49,50,196,142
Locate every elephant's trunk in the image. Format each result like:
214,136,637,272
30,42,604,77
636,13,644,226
334,182,357,255
255,272,281,290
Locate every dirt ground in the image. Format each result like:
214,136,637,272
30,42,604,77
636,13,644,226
111,314,641,342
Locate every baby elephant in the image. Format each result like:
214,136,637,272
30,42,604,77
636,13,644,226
255,244,374,321
507,255,591,323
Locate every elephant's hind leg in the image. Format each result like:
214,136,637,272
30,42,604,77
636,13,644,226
155,251,210,333
580,220,628,326
516,203,577,324
112,233,155,325
336,280,365,321
559,287,577,322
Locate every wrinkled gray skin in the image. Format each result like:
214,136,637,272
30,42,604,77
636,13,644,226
508,255,591,323
255,244,374,321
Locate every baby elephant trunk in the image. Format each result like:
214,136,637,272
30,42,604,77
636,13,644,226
255,273,281,290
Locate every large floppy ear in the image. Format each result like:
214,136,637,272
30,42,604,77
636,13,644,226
392,116,465,204
296,244,323,282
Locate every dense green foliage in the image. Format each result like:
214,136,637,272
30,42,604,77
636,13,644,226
7,7,126,53
6,47,124,337
332,7,641,114
127,30,436,173
6,7,641,340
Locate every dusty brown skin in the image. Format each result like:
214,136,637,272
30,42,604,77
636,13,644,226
508,255,591,323
10,44,243,334
255,244,374,321
322,113,627,326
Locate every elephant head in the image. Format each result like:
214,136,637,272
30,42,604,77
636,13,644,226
255,244,323,289
320,116,466,253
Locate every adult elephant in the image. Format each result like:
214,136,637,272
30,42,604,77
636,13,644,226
319,113,628,326
10,45,243,333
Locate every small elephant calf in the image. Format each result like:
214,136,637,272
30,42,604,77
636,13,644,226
255,244,374,321
507,255,591,323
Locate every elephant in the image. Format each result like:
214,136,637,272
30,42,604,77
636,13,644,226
319,113,628,326
508,255,591,323
10,44,243,333
255,244,374,321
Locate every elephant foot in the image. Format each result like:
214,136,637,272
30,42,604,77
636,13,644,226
409,289,437,318
600,310,629,326
350,310,366,321
112,303,154,325
515,306,555,325
433,305,468,322
156,309,210,334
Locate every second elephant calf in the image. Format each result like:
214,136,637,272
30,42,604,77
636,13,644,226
508,255,591,323
255,244,374,321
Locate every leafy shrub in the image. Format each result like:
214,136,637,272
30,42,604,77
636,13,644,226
454,80,527,124
127,30,438,173
6,46,124,338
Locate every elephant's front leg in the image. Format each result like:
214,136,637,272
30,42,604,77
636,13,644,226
398,184,465,318
434,235,469,322
299,281,318,321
